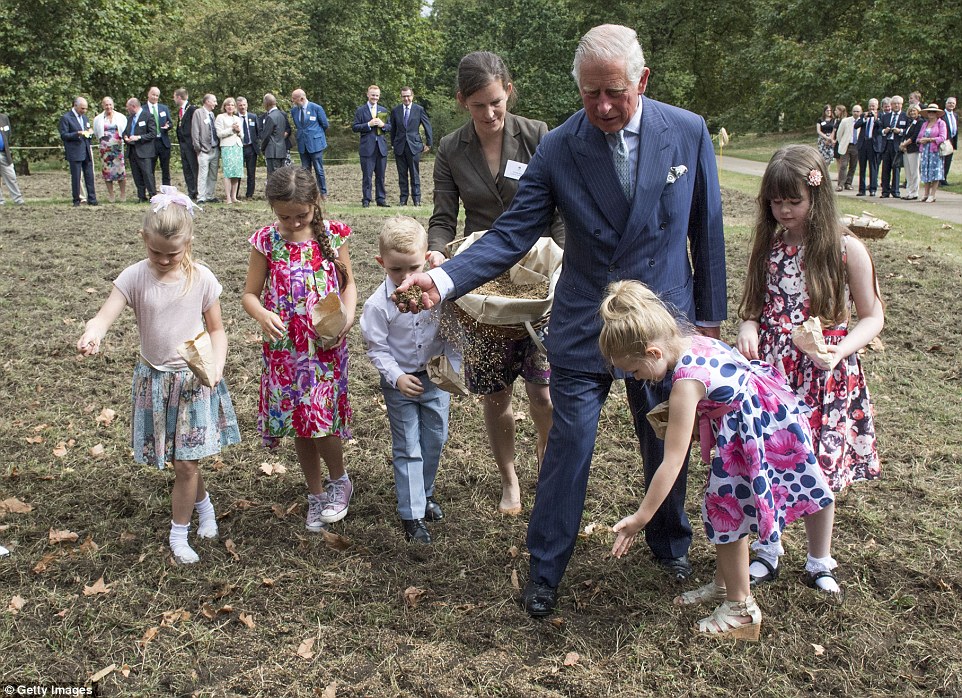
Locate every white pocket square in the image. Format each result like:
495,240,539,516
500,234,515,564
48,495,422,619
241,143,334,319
666,165,688,184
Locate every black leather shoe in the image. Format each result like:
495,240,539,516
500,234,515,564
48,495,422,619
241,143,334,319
399,199,408,206
425,497,444,521
376,202,391,207
413,199,421,206
520,579,557,618
856,192,866,197
656,554,692,581
880,193,890,198
362,201,370,208
402,519,432,544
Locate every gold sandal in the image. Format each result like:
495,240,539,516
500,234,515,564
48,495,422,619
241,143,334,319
673,581,727,607
696,595,762,641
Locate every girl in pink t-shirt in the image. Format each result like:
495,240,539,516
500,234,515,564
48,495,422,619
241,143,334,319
77,187,240,564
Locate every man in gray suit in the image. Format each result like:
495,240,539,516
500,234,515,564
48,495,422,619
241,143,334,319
0,112,24,205
260,93,289,177
191,93,220,203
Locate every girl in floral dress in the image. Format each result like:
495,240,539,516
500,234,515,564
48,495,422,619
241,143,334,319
242,166,357,531
737,145,884,593
602,281,833,641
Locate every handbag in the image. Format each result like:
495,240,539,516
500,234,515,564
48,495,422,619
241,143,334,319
940,139,954,157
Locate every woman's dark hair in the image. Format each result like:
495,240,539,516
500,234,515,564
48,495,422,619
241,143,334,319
457,51,517,107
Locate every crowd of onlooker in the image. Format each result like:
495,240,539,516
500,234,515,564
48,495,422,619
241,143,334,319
817,92,957,202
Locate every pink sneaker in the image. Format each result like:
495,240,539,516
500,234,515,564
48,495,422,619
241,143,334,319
319,475,353,523
306,493,327,532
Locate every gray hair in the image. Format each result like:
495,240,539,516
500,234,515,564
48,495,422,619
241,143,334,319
572,24,645,88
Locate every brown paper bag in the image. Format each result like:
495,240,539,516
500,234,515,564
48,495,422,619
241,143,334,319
646,400,699,441
311,293,348,350
176,331,217,387
792,317,833,365
426,355,469,396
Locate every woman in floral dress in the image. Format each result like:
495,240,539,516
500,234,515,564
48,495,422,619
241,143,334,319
93,97,127,202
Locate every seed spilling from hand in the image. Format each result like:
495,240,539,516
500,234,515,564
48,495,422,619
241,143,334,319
395,285,425,311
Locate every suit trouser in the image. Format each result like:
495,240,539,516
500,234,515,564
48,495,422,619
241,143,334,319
944,151,955,183
857,147,879,193
903,152,920,198
152,142,171,187
880,143,901,196
526,366,692,588
395,147,422,203
360,150,387,204
0,154,23,204
128,149,156,201
381,375,449,520
68,152,97,204
266,157,286,177
197,148,220,201
242,144,258,197
837,149,857,187
299,149,327,195
179,142,199,199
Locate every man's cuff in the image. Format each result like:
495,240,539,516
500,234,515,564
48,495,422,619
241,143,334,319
695,320,722,328
427,267,454,300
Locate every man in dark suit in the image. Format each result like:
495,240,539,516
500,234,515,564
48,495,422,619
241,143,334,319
352,85,390,207
0,112,24,205
236,96,260,198
123,97,158,202
880,95,908,198
389,87,433,206
145,87,173,187
854,98,883,196
173,88,198,200
260,93,288,177
58,97,98,206
290,88,330,197
942,96,957,185
397,24,726,617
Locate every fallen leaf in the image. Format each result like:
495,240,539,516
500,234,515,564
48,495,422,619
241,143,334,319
231,499,255,510
216,604,234,614
48,528,79,544
238,612,255,629
0,497,33,514
161,608,190,626
868,337,885,352
549,617,566,629
510,569,521,591
513,410,527,422
507,545,519,558
320,529,352,551
271,504,288,519
55,609,67,618
85,287,98,294
224,539,240,561
89,664,116,683
82,576,111,596
7,595,25,614
53,442,69,458
320,681,337,698
25,435,43,444
928,344,944,353
89,443,106,458
138,626,159,647
297,637,316,660
77,536,100,555
33,423,48,432
259,462,287,476
83,404,97,414
212,583,236,599
210,457,226,471
119,531,137,543
812,643,825,656
261,578,275,588
402,586,426,608
583,522,599,536
120,665,131,678
199,605,216,620
62,317,77,325
563,651,580,667
33,551,62,573
95,408,117,426
66,438,76,447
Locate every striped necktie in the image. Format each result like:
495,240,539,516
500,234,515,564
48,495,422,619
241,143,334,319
609,130,633,200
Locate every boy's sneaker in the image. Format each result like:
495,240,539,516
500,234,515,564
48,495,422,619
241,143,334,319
319,476,353,523
306,493,327,532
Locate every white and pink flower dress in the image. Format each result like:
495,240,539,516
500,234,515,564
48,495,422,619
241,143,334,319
673,335,835,546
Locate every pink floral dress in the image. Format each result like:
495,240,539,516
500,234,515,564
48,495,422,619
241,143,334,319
673,336,834,546
757,234,880,491
249,221,352,447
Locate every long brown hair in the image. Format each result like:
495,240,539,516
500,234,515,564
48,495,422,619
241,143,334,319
265,166,348,288
739,145,849,325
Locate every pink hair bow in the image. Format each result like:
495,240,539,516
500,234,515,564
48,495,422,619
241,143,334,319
150,185,202,216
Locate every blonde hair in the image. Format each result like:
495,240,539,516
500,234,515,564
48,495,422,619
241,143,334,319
598,281,686,362
141,203,195,293
221,97,236,112
379,216,427,256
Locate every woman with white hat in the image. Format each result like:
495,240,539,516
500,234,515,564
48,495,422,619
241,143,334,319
918,103,947,202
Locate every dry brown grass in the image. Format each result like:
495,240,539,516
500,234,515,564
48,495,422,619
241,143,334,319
1,161,960,696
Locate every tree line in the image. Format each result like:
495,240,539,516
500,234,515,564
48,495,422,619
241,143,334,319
1,0,959,162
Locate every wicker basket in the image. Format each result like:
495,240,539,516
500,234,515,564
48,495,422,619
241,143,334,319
839,211,891,239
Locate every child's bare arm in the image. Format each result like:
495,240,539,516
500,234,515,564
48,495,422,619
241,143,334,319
241,249,285,341
335,242,357,344
203,300,228,386
77,287,127,355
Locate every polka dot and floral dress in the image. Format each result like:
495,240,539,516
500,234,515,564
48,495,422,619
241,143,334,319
249,221,352,447
757,233,880,491
673,335,835,546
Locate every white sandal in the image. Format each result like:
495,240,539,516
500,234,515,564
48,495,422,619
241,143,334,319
696,595,762,641
673,581,727,607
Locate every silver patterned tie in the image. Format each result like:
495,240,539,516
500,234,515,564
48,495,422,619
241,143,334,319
610,130,632,200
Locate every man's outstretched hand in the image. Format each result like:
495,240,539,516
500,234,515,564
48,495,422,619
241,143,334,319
392,272,441,312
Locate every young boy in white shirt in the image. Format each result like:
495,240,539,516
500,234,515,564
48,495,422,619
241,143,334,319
360,216,461,543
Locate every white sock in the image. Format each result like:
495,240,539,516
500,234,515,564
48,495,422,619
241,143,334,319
806,554,840,593
749,546,780,578
194,494,218,539
169,521,199,564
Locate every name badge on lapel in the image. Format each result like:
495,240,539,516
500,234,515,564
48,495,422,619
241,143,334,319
138,121,146,127
160,111,167,117
504,160,527,180
309,116,316,121
1,125,8,131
